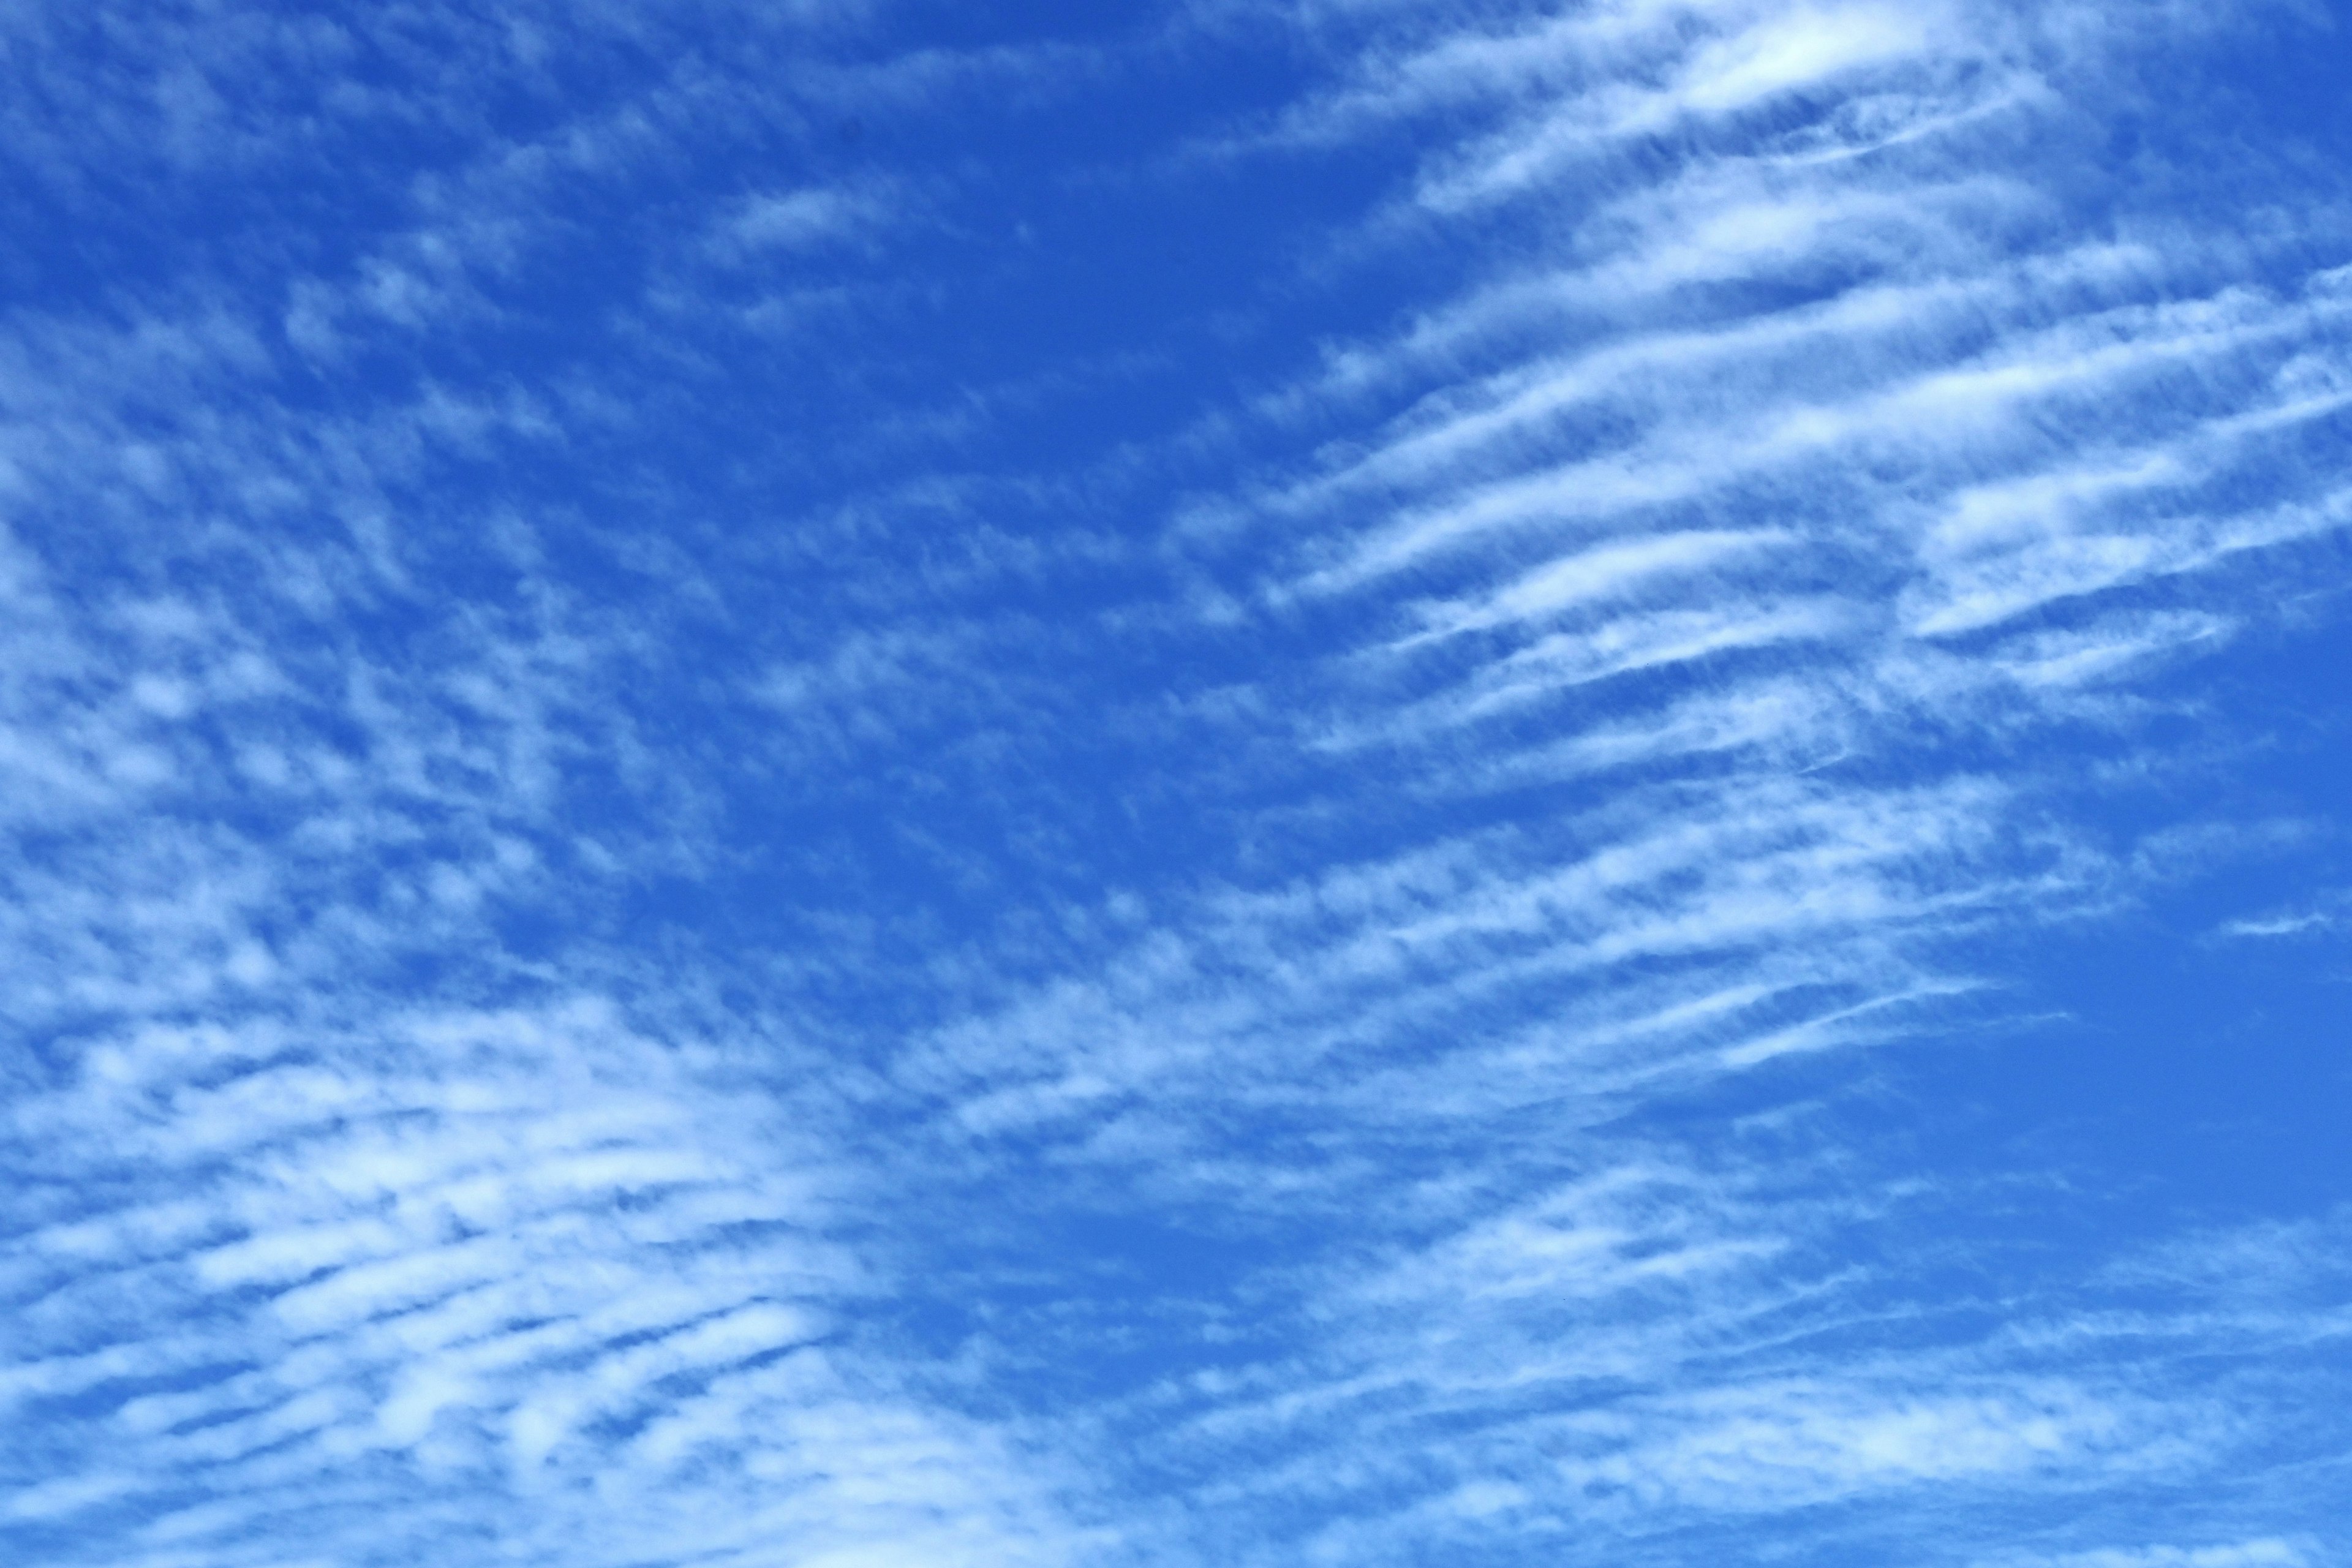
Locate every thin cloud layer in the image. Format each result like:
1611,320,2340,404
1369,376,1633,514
3,1,2348,1566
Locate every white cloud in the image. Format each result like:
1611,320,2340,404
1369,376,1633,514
1989,1540,2315,1568
4,0,2349,1565
714,182,905,257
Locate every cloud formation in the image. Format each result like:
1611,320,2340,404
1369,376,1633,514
2,1,2348,1566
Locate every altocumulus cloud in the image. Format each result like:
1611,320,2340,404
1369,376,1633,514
2,1,2350,1567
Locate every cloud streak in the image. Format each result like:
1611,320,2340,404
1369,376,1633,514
2,1,2348,1566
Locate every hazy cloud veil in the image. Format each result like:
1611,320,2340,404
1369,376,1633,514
3,2,2348,1566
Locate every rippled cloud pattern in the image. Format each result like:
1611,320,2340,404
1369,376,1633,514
4,2,2350,1565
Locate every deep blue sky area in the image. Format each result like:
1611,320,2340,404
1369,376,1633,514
2,3,2350,1567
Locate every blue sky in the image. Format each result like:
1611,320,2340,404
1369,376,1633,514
3,1,2350,1564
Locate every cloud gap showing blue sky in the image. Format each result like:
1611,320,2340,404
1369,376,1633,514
2,1,2348,1566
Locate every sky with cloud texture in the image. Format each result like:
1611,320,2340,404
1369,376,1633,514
4,2,2352,1564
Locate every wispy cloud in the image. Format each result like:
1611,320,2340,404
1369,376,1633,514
3,0,2348,1565
5,998,1091,1564
862,0,2352,1561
